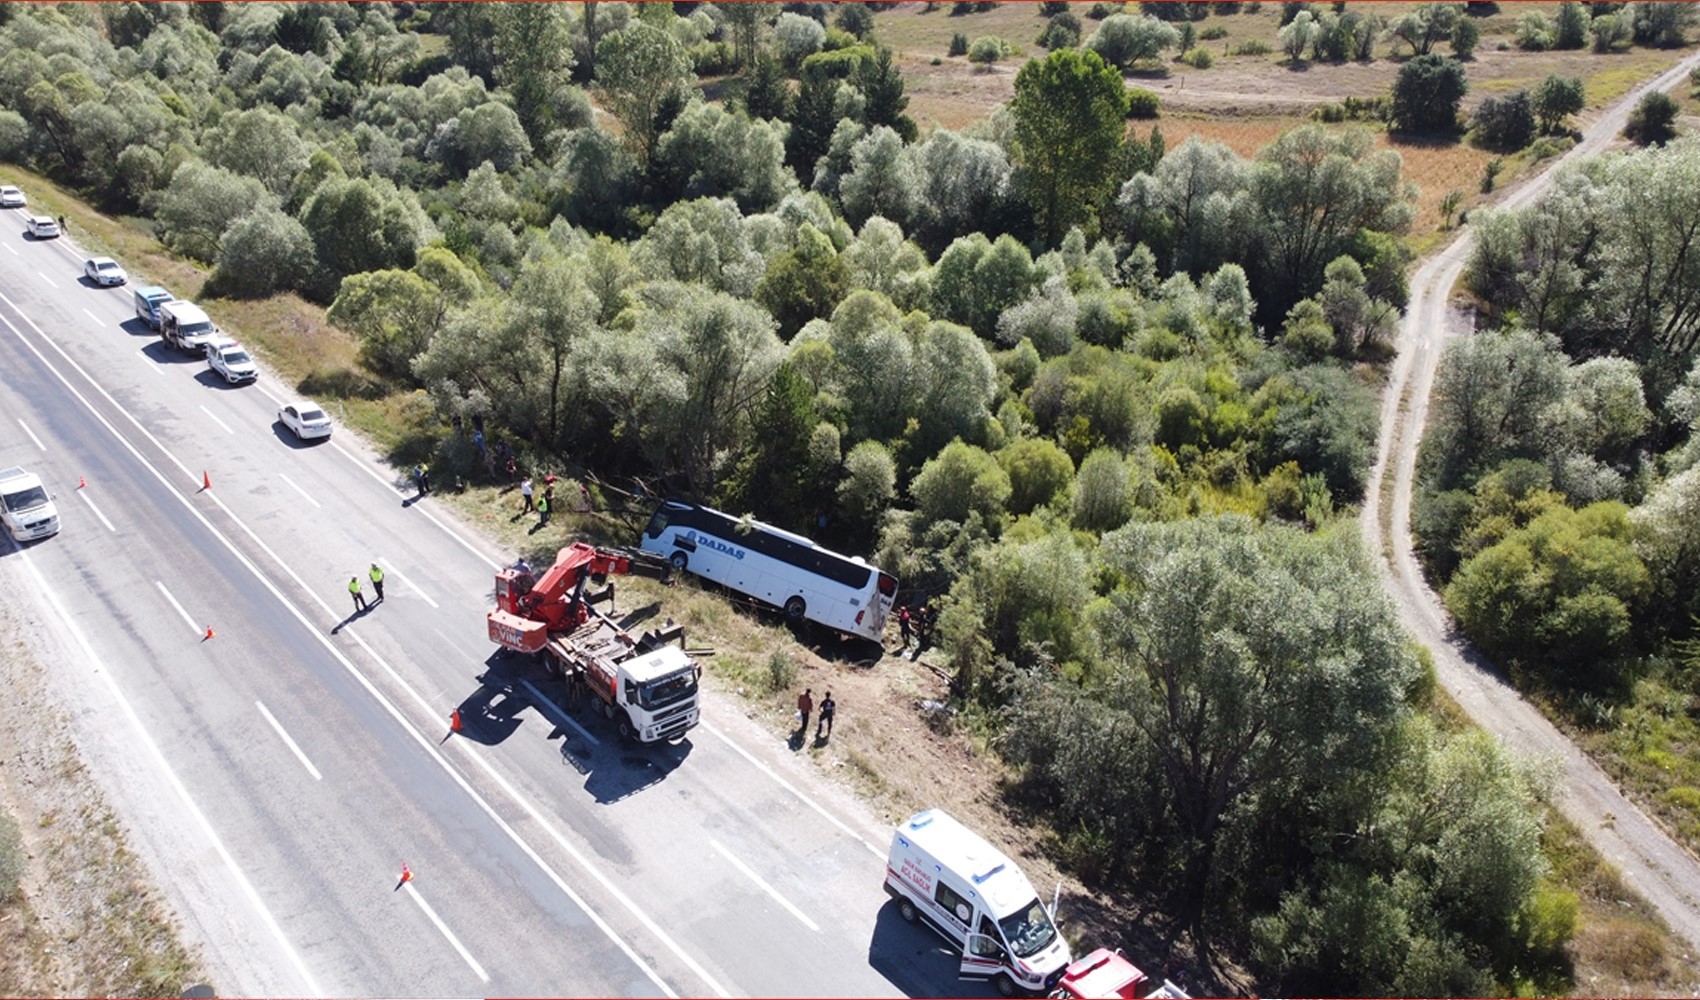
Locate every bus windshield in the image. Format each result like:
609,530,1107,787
998,899,1059,959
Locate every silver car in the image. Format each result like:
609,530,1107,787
84,257,128,286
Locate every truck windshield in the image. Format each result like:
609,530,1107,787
638,668,697,710
181,321,212,336
2,486,48,513
999,899,1059,959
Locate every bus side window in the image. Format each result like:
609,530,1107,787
645,512,669,538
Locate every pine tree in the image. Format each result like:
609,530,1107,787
786,72,839,179
858,47,917,142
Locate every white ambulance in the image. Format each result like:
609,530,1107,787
884,808,1072,997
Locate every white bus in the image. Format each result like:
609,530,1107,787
639,499,897,641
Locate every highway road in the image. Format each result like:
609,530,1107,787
0,206,961,997
1363,51,1700,953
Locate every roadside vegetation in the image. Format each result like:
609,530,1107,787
3,1,1699,995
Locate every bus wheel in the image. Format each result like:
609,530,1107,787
993,973,1017,998
670,551,688,570
784,596,806,621
899,900,917,923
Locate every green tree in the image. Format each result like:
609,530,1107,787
1624,90,1679,146
1532,74,1585,133
1389,2,1461,55
327,269,444,380
153,161,275,263
741,54,791,120
837,439,898,544
1071,447,1134,532
203,107,308,195
786,71,840,179
1011,48,1130,245
912,440,1012,530
1451,13,1480,57
1390,53,1468,135
757,223,850,338
1554,0,1590,48
1098,517,1417,933
858,46,917,143
1085,13,1181,69
1000,438,1076,515
494,2,574,146
1473,90,1535,151
1445,502,1650,689
839,126,920,228
209,207,315,299
298,176,426,302
723,363,825,529
595,22,692,166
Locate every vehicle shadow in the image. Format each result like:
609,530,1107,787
475,650,692,804
193,369,243,390
140,340,194,365
867,898,993,998
269,422,328,450
76,275,108,290
120,317,156,338
448,682,527,747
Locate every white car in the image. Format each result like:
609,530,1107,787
0,185,23,208
25,214,59,239
278,401,332,440
205,337,257,384
83,257,127,286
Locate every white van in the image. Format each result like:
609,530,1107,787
885,808,1072,997
0,466,60,542
159,300,218,353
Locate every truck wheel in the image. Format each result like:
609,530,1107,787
617,712,636,741
993,973,1017,998
899,900,917,923
784,596,806,621
601,700,616,721
670,551,688,570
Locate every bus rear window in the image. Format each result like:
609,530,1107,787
878,573,897,596
645,511,670,538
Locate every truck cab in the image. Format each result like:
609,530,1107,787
159,300,218,354
885,808,1072,996
0,467,60,542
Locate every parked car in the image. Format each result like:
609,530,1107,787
205,337,258,384
0,185,24,208
133,285,175,330
83,257,127,286
278,401,332,440
24,214,59,238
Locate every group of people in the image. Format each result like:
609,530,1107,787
519,474,558,526
348,563,385,612
796,687,836,743
895,602,938,655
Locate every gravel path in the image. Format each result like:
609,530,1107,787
1362,51,1700,953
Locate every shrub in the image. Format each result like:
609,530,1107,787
1182,46,1214,67
1038,12,1083,49
949,31,970,55
1233,38,1272,55
1126,87,1161,118
1624,90,1679,146
1200,25,1229,40
690,41,736,75
968,35,1011,65
1473,90,1535,152
766,650,798,694
1088,2,1124,19
1312,102,1347,123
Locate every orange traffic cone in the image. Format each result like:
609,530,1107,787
201,470,212,491
203,625,215,641
78,476,86,490
450,709,463,734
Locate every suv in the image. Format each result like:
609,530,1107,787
25,214,59,239
0,467,60,542
133,286,175,330
205,337,258,384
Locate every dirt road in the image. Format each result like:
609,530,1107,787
1362,52,1700,951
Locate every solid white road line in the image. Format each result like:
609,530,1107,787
403,882,489,983
375,557,436,608
709,839,820,933
77,490,116,533
255,383,286,408
329,441,503,570
16,417,44,451
200,404,234,435
278,473,322,509
0,293,719,998
702,722,884,859
7,541,324,995
256,701,322,781
516,678,603,748
36,270,57,288
154,580,202,637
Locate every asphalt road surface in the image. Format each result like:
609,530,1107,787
1363,50,1700,954
0,208,970,997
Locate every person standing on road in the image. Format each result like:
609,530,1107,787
519,476,535,513
797,688,813,735
349,576,367,612
816,691,835,741
369,563,385,603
